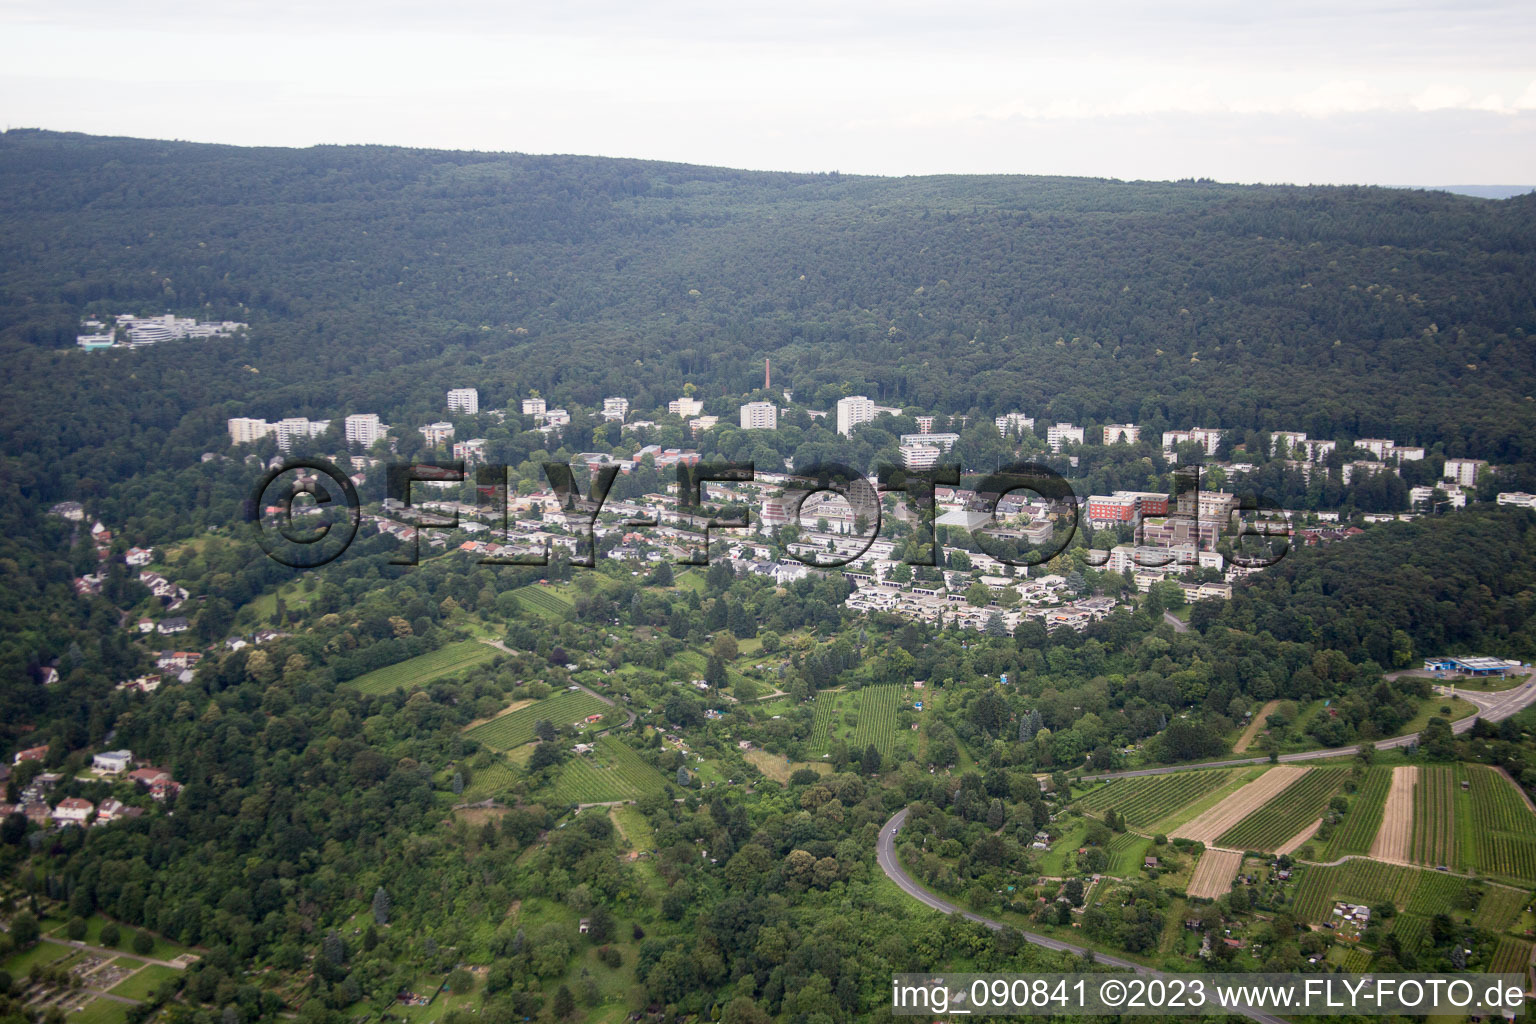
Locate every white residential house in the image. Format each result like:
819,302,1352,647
227,417,275,445
1269,430,1307,454
53,797,94,825
92,750,134,774
521,396,547,417
446,388,480,414
420,422,455,446
1354,438,1394,459
1497,492,1536,509
602,397,630,421
125,547,153,567
669,396,704,417
900,443,943,470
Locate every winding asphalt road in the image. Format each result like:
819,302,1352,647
877,808,1292,1024
1081,678,1536,781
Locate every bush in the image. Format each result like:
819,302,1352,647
100,922,120,947
67,917,87,940
132,931,154,955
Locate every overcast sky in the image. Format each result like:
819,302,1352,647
2,0,1533,185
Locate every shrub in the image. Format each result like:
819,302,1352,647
132,931,154,955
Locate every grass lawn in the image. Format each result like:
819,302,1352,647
71,997,131,1024
344,640,500,694
0,938,74,975
109,964,184,1001
46,915,194,962
1398,695,1477,735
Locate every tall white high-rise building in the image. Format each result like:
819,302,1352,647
1046,422,1085,452
447,388,479,414
739,401,778,430
995,412,1034,436
275,418,328,452
344,413,388,447
1102,423,1140,444
836,395,875,436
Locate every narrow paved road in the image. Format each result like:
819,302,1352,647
1163,610,1189,633
877,808,1292,1024
1082,679,1536,781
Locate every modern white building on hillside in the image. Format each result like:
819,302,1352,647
1444,457,1489,488
420,422,455,446
995,412,1034,436
344,413,388,447
1046,423,1085,452
447,388,479,414
521,396,546,417
836,395,875,436
669,396,704,417
739,401,778,430
602,397,630,421
1102,423,1140,444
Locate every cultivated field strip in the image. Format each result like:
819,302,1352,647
1370,766,1418,864
850,686,903,758
1324,766,1393,861
1490,936,1535,975
810,692,839,751
1473,885,1528,933
1336,859,1418,906
1170,765,1311,844
1216,767,1346,851
550,736,669,804
1292,865,1341,922
1468,764,1536,883
1404,870,1467,915
1409,764,1458,868
464,690,609,750
1187,848,1243,899
1075,769,1238,830
1391,913,1429,953
1275,818,1323,856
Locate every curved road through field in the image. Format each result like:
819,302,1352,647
877,808,1292,1024
1081,678,1536,781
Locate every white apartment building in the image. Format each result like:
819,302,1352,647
1295,439,1337,463
1162,428,1223,456
995,412,1034,436
689,415,719,436
454,438,488,463
915,415,937,433
1355,438,1394,460
836,395,875,436
602,397,630,421
420,422,455,446
740,401,778,430
1102,423,1140,444
446,388,479,414
1388,445,1426,461
1497,492,1536,509
541,408,571,427
275,418,328,452
1270,431,1307,454
1411,486,1466,508
228,417,275,445
900,432,959,451
344,413,388,447
669,396,704,417
1046,423,1085,452
521,396,546,417
1444,458,1489,488
900,443,942,470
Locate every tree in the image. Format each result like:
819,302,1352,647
448,969,475,995
861,744,883,775
322,930,345,965
9,912,38,948
552,985,575,1019
99,922,120,947
132,931,154,956
676,766,691,787
371,887,390,925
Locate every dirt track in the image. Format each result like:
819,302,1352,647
1233,700,1281,753
1171,765,1309,844
1187,848,1243,898
1276,817,1322,856
1370,766,1417,864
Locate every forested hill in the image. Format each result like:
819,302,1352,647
2,127,1536,466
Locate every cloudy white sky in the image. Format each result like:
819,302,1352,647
2,0,1534,184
